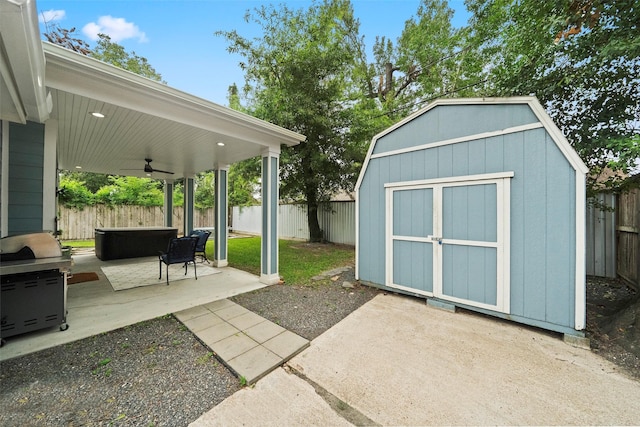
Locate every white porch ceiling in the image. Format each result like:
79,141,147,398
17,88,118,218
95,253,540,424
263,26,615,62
43,42,304,179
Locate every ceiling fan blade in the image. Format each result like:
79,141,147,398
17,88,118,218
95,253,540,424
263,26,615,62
151,168,174,175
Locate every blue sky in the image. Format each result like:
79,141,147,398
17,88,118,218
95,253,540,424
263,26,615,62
37,0,471,106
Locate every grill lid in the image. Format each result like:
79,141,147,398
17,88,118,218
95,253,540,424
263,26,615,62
0,233,62,260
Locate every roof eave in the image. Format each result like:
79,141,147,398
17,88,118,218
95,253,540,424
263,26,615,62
0,0,50,123
43,42,305,148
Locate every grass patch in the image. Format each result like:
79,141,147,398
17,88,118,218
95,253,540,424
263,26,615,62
61,239,95,248
224,237,354,285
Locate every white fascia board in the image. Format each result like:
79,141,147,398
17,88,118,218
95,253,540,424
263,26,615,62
574,171,587,330
526,97,589,175
42,42,305,147
0,0,49,123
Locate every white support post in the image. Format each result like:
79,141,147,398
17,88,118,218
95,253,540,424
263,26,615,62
183,176,195,236
260,148,280,284
164,179,174,227
214,166,229,267
43,120,58,233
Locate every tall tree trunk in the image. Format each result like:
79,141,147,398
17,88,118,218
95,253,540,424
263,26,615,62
306,191,323,243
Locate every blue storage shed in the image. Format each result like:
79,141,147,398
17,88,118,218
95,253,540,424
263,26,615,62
355,97,589,335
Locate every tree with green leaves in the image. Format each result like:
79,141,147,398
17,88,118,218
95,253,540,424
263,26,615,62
362,0,482,120
94,176,164,206
217,0,372,241
91,33,165,83
465,0,640,196
43,24,164,83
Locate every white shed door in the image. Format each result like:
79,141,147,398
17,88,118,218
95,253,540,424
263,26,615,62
386,174,511,313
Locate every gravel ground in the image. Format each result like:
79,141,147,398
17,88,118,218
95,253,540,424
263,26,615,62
0,267,380,427
0,316,240,427
230,267,381,340
1,268,637,426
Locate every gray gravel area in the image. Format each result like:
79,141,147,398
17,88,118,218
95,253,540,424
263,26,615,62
230,267,381,340
0,266,379,426
0,316,240,426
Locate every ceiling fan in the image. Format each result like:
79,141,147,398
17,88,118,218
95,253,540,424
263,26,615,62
130,158,174,175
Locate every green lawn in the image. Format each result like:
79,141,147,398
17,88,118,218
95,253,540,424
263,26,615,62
62,237,354,285
61,240,95,248
222,237,354,285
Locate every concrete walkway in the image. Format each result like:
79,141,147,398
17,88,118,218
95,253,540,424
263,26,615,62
175,299,309,384
192,293,640,426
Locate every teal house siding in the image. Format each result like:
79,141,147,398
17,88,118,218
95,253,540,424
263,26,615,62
356,98,587,334
8,121,45,235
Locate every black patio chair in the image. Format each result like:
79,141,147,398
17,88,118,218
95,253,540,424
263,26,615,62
190,229,211,263
158,236,198,285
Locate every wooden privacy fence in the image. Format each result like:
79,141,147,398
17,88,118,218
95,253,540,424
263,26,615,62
616,188,639,288
586,193,617,278
58,205,215,240
586,188,639,288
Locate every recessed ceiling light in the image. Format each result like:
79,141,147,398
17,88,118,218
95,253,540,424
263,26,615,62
217,142,225,146
75,165,82,169
90,112,105,118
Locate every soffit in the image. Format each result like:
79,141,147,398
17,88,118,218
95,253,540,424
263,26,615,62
43,42,304,178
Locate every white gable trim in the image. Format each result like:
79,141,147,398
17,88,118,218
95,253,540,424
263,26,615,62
355,97,588,192
370,123,543,160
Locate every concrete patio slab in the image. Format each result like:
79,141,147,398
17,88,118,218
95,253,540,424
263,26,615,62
192,293,640,426
288,293,640,426
244,321,286,344
226,311,266,330
214,304,249,320
175,299,310,386
181,313,225,333
210,333,259,360
226,346,282,384
203,299,236,311
194,322,238,344
177,305,212,321
0,253,267,361
190,367,352,427
263,331,310,359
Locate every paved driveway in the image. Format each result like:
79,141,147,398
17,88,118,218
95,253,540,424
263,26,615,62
193,293,640,426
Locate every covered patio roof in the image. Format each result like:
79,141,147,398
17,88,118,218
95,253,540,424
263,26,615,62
44,43,304,179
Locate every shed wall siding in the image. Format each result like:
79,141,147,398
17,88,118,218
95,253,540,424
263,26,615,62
372,104,538,155
8,121,45,235
359,108,577,329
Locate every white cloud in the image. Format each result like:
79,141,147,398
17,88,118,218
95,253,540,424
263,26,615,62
82,16,148,43
39,9,66,24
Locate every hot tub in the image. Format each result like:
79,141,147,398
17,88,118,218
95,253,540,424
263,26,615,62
94,227,178,260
